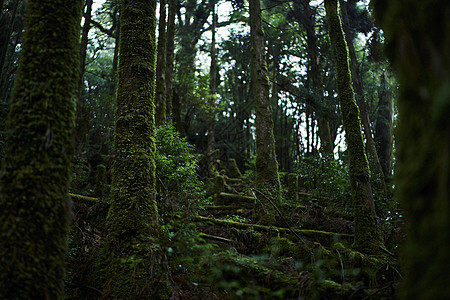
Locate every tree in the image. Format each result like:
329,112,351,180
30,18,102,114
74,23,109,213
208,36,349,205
96,0,163,298
155,0,167,125
293,0,334,156
339,0,386,189
324,0,383,254
373,0,450,297
0,0,82,298
249,0,281,197
207,0,217,176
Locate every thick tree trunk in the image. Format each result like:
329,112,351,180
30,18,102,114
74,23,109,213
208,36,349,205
249,0,281,197
373,0,450,298
0,0,82,298
96,0,164,298
155,0,166,125
324,0,383,255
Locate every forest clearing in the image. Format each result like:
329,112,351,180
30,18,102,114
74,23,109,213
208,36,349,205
0,0,449,299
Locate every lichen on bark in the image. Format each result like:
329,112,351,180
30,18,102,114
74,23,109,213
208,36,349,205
0,0,82,298
324,0,384,255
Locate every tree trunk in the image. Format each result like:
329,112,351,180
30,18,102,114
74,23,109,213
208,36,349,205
155,0,166,125
373,0,450,298
294,0,334,156
96,0,164,298
339,0,386,189
207,2,217,176
0,0,82,298
374,73,393,180
165,0,176,118
249,0,281,198
324,0,383,255
75,0,93,154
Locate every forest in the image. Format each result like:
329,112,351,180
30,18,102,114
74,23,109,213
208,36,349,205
0,0,449,299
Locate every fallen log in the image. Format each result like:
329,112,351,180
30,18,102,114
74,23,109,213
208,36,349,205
195,216,353,241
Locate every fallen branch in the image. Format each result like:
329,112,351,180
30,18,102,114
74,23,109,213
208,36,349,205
204,204,254,210
199,233,233,244
69,193,98,205
195,216,353,240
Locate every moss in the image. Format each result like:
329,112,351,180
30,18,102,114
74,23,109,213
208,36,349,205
95,0,167,298
0,0,83,298
249,0,281,200
324,0,384,256
228,158,242,178
286,173,298,202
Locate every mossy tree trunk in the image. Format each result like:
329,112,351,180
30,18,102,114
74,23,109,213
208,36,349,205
339,0,386,190
373,0,450,298
96,0,163,298
155,0,166,125
249,0,281,198
0,0,82,298
324,0,383,255
374,73,393,181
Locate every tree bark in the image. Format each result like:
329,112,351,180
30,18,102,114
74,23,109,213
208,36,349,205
165,0,176,118
96,0,163,298
373,0,450,297
324,0,383,255
374,73,393,180
207,1,217,176
0,0,82,298
294,0,334,156
155,0,167,125
339,0,386,187
249,0,281,197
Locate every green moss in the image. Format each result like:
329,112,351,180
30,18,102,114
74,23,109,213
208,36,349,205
249,0,281,199
228,158,242,178
324,0,384,256
95,0,166,298
0,0,83,298
286,173,298,202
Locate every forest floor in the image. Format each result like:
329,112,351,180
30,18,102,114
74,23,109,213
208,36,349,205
67,175,402,299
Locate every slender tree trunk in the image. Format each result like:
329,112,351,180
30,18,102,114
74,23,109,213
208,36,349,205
324,0,383,255
165,0,176,118
249,0,281,198
339,0,385,187
155,0,166,125
75,0,93,154
295,0,333,156
374,1,450,298
96,0,164,298
374,73,393,180
0,0,82,298
207,2,217,176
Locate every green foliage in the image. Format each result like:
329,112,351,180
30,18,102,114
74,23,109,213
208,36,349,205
296,156,352,209
155,123,205,213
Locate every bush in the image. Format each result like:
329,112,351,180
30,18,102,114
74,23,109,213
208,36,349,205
155,123,205,215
